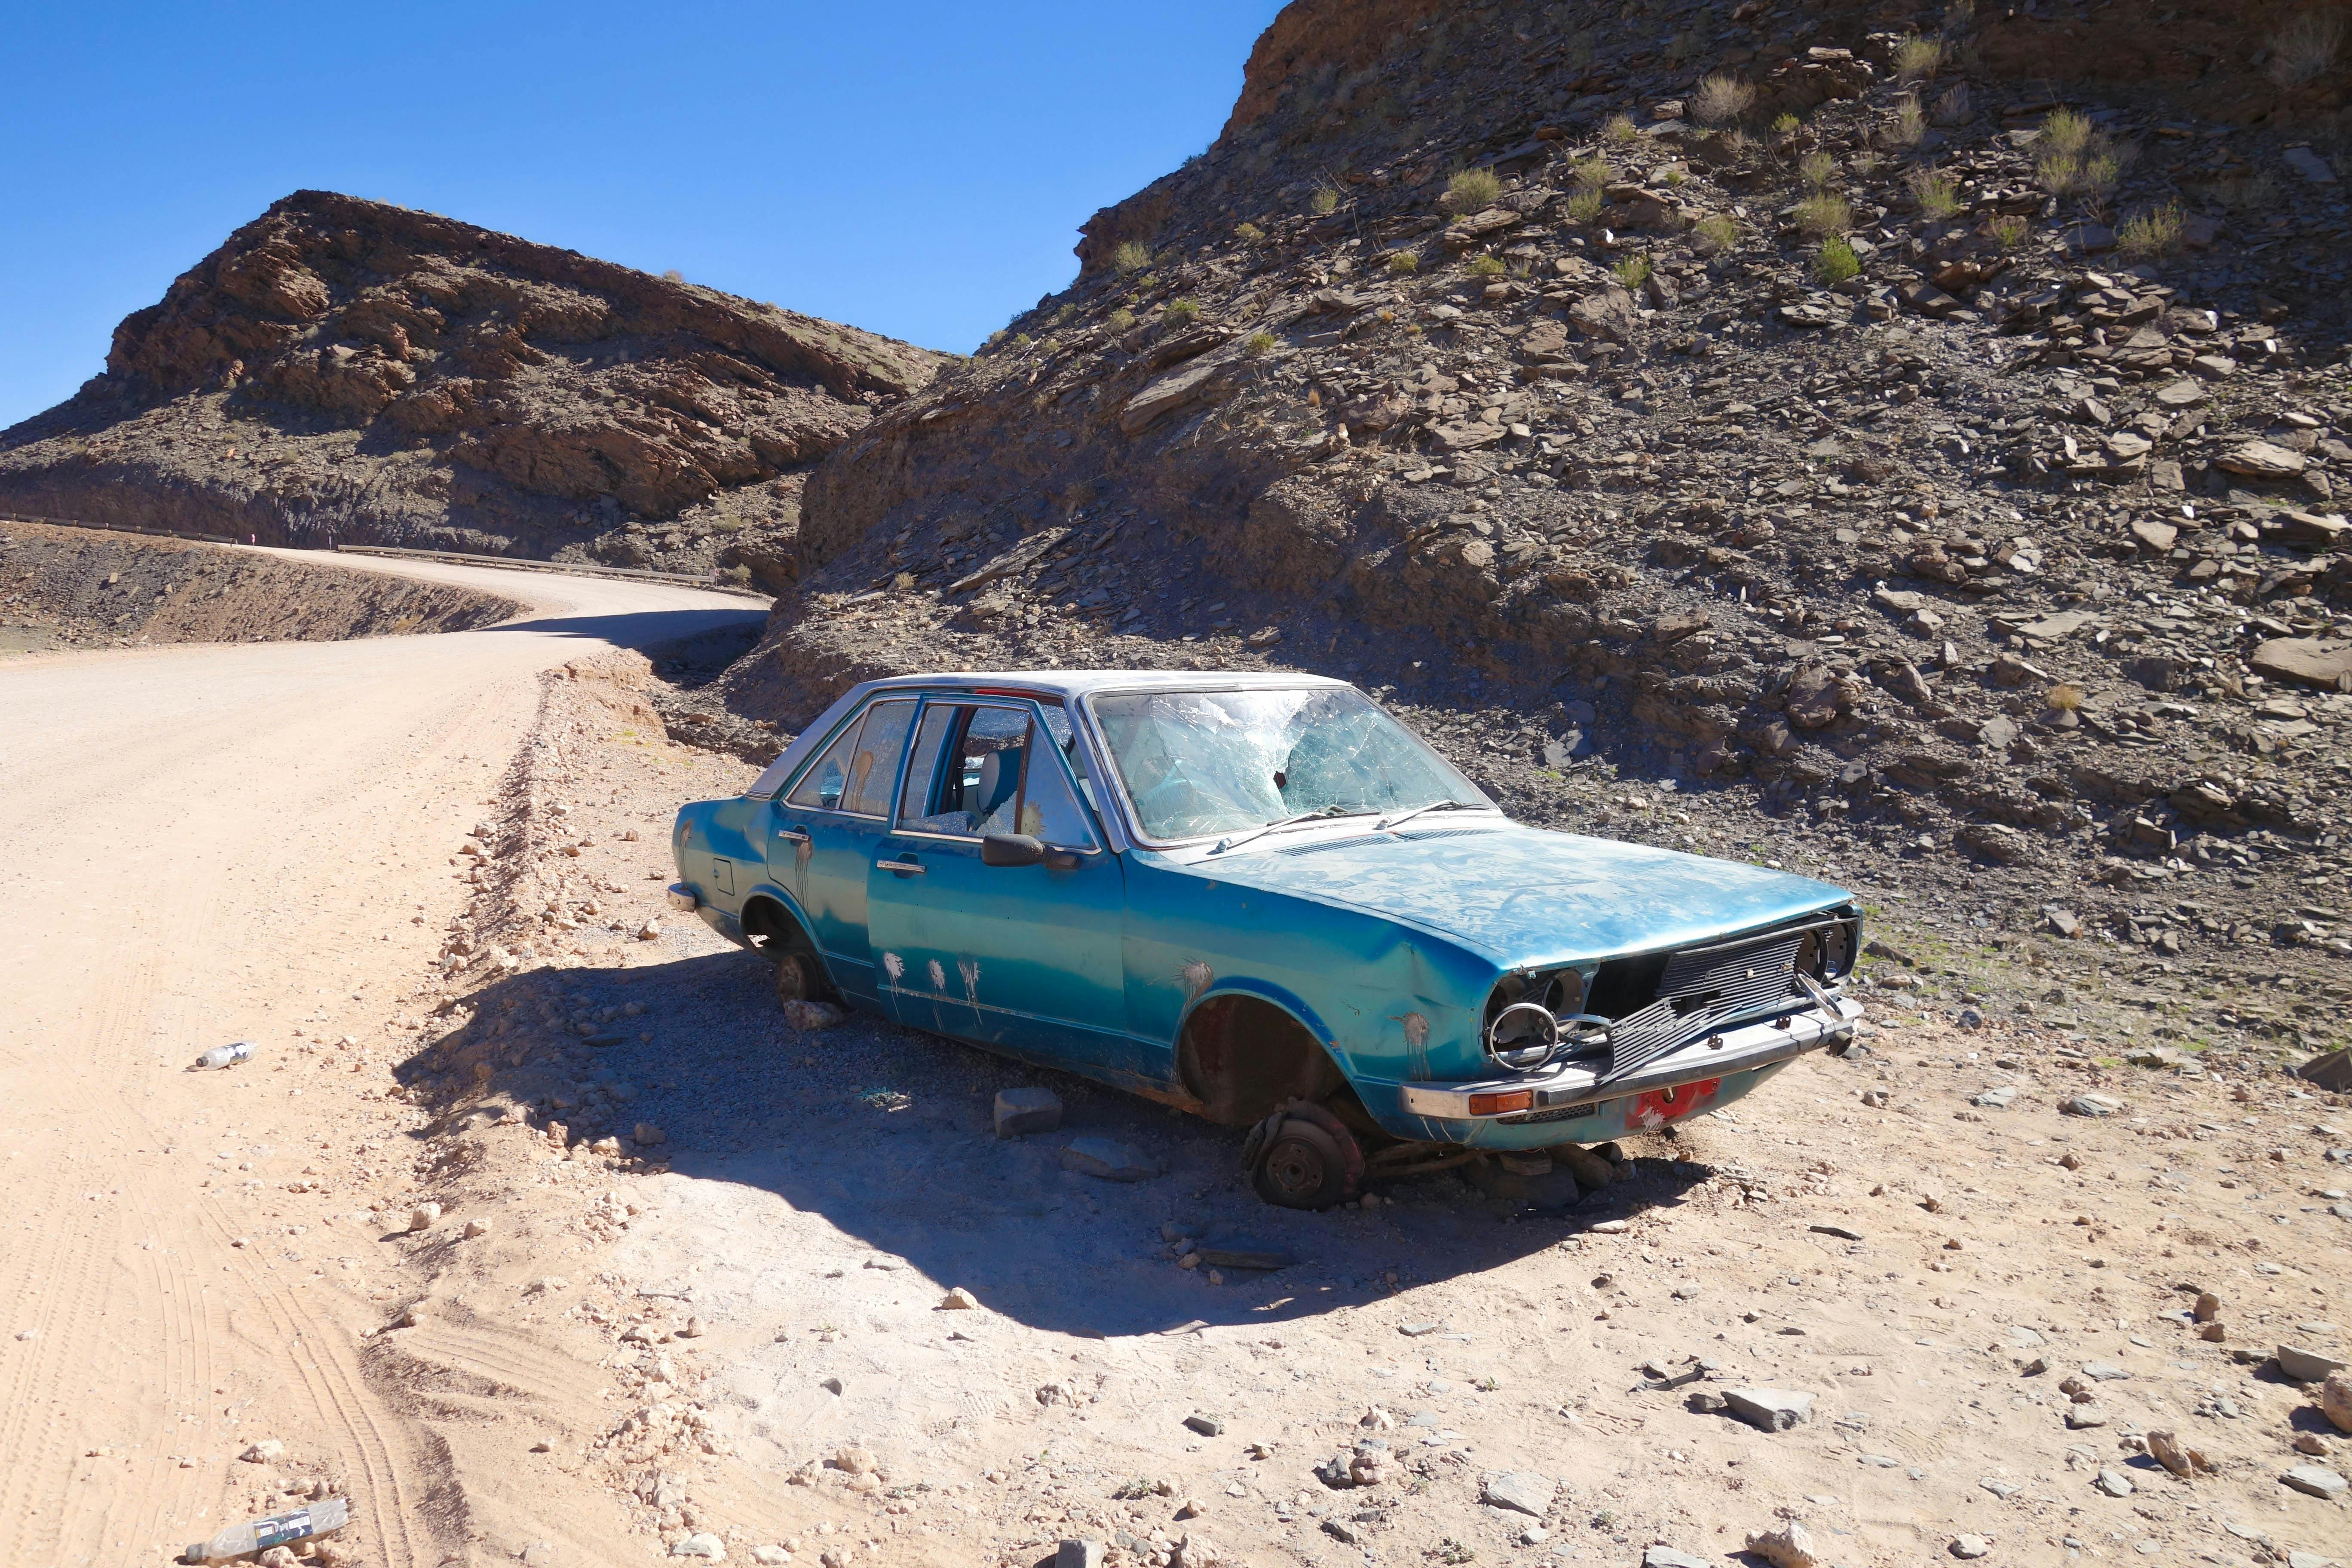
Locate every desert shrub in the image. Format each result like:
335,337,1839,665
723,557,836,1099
1814,235,1861,285
1242,330,1278,356
1564,188,1605,223
1386,249,1421,274
1772,112,1801,135
1795,191,1854,236
1009,333,1033,349
1662,167,1687,186
1932,83,1972,125
1446,167,1504,212
1694,213,1740,251
2268,6,2346,85
1692,73,1756,125
2118,202,2185,257
1989,214,2028,249
2046,683,2085,712
1612,253,1652,289
1112,240,1152,275
1311,183,1344,216
1895,33,1944,78
2040,109,2094,157
1889,98,1927,147
1570,156,1613,190
1106,307,1136,334
1162,297,1200,327
1605,113,1640,144
1800,150,1838,188
1909,167,1963,218
1468,254,1507,278
1234,221,1265,244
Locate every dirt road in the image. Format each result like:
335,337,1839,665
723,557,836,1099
0,552,761,1567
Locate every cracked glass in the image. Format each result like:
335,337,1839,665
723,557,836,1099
1091,687,1484,842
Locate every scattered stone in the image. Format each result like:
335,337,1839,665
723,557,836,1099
670,1534,725,1560
634,1124,667,1147
1722,1387,1813,1432
1481,1471,1554,1517
2323,1370,2352,1434
993,1087,1062,1138
2278,1345,2349,1383
1745,1522,1820,1568
778,999,842,1031
2219,440,2308,480
1644,1549,1712,1568
462,1218,490,1239
2094,1467,2135,1497
938,1287,980,1311
1951,1536,1991,1561
1061,1137,1155,1182
2149,1429,2216,1477
239,1439,285,1463
1192,1239,1296,1270
1184,1414,1225,1437
1055,1542,1106,1568
2282,1464,2347,1500
2062,1094,2124,1118
2252,640,2352,692
406,1203,441,1232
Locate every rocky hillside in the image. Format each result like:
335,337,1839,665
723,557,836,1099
698,0,2352,1041
0,191,949,588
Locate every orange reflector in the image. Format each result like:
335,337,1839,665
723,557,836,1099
1467,1090,1534,1116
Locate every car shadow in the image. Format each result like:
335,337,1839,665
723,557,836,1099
398,946,1712,1340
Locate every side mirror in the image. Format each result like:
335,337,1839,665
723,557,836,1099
981,833,1045,867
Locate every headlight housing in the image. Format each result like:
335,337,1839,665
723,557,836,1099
1481,967,1597,1073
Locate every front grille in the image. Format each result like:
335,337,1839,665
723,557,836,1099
1596,914,1851,1081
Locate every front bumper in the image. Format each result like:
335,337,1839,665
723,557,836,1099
1397,996,1863,1123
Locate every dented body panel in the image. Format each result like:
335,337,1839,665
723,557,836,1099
671,671,1861,1152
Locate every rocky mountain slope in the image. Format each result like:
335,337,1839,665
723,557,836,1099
0,190,949,588
680,0,2352,1046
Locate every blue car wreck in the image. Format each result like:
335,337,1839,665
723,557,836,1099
669,672,1862,1208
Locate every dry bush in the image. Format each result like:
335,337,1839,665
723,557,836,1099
1234,221,1265,245
1564,188,1605,223
1467,254,1507,279
1106,307,1136,334
1445,167,1504,213
1694,213,1740,252
1112,240,1152,275
1889,98,1928,147
1693,73,1757,125
1796,191,1854,236
1605,113,1641,144
1241,330,1277,356
1161,297,1200,327
1570,156,1613,190
1932,83,1972,125
2046,683,2085,713
1895,33,1945,79
2268,7,2346,85
1612,253,1652,289
1772,111,1801,135
1310,184,1344,216
2118,203,2185,257
1909,166,1964,218
1385,250,1420,275
2040,108,2094,157
1800,150,1838,187
1989,214,2028,249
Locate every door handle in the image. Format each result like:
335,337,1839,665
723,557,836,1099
775,828,811,845
875,858,925,875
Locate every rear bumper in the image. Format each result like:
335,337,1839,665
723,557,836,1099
1397,997,1863,1123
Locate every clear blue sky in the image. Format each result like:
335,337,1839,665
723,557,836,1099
0,0,1286,429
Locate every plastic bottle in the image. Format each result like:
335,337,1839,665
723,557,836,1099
184,1496,347,1562
193,1041,256,1070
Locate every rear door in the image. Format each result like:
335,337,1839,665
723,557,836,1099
780,696,916,1004
866,698,1132,1071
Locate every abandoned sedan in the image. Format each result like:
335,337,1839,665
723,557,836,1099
669,672,1861,1208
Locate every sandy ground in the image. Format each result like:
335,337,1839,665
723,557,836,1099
0,551,760,1567
2,550,2347,1568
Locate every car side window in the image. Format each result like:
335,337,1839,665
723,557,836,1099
1036,703,1101,815
839,699,916,818
898,704,1028,836
1019,734,1100,851
786,713,868,811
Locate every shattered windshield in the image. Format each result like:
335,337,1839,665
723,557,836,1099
1090,687,1488,843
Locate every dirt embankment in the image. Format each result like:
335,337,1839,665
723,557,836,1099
0,519,521,655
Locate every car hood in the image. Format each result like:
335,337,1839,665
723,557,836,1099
1188,819,1850,964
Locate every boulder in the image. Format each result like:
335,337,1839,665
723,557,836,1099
2250,638,2352,690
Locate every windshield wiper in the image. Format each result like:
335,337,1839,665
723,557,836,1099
1375,798,1489,832
1209,805,1369,855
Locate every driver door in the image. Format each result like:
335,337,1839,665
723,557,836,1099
866,698,1133,1072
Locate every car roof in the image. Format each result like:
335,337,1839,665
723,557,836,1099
741,669,1359,800
848,669,1357,700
